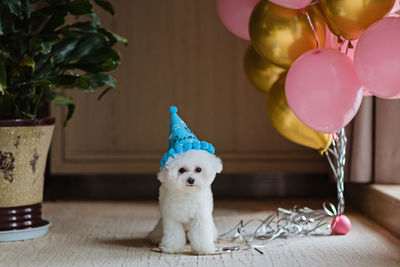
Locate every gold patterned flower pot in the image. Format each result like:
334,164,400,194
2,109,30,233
0,118,54,240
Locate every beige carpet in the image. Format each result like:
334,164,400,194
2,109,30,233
1,200,400,267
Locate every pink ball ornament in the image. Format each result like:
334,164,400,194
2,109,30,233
216,0,259,40
354,17,400,99
331,215,352,235
286,48,363,133
269,0,312,9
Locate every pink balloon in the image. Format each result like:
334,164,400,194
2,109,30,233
286,48,363,133
269,0,312,9
324,29,371,97
216,0,259,40
355,17,400,99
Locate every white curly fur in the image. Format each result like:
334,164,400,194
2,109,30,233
147,150,223,254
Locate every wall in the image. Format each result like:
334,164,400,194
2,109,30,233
50,0,328,175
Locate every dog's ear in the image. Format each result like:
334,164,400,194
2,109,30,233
213,156,223,174
157,169,167,183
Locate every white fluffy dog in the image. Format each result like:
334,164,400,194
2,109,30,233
147,149,223,254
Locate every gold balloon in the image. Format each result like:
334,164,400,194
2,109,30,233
319,0,395,40
266,74,332,154
249,1,326,68
244,46,287,93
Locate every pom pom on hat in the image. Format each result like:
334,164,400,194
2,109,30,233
160,106,216,168
192,141,200,150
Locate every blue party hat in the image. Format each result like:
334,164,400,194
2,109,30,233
160,106,215,168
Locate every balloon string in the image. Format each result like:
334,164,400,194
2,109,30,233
336,36,345,52
335,36,354,56
305,11,320,48
345,41,349,55
217,205,335,253
344,40,354,55
325,128,346,215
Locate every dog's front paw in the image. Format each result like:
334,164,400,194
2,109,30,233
192,244,216,255
159,243,185,254
159,236,185,254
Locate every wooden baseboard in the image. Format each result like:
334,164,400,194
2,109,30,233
44,173,335,200
347,183,400,237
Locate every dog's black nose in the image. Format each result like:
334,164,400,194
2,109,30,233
187,177,195,185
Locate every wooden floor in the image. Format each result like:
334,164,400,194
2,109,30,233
1,200,400,267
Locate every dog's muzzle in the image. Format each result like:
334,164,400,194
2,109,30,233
187,177,195,185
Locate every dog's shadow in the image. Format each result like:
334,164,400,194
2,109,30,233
97,238,205,256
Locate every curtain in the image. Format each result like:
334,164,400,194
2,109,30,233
348,96,400,184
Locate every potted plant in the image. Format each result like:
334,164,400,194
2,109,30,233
0,0,126,242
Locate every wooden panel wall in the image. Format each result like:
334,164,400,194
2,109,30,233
50,0,328,174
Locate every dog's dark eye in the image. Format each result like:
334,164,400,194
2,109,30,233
195,167,201,173
178,168,186,174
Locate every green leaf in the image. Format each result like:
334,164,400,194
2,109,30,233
98,28,127,46
0,51,9,93
42,11,67,32
68,21,97,33
0,6,4,36
77,47,120,65
33,61,52,79
38,0,67,4
47,74,78,87
29,37,42,54
31,3,68,16
97,28,117,45
90,12,100,26
23,0,31,20
94,0,114,15
53,94,75,126
68,0,93,15
64,103,75,126
67,35,105,63
28,37,51,55
53,39,79,63
39,34,61,44
52,94,73,106
6,0,22,17
20,55,35,70
112,32,128,45
76,58,119,72
89,73,116,88
73,76,93,89
97,86,113,100
96,58,119,72
41,42,52,54
32,79,52,87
